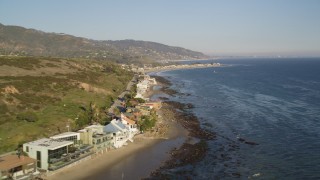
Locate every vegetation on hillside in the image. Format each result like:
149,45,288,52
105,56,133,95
0,56,133,153
0,23,208,64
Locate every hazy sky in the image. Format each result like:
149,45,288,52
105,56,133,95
1,0,320,56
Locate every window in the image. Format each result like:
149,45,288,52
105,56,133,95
57,135,78,143
48,146,68,162
36,151,41,168
26,146,29,152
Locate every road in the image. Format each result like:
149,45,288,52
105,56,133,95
108,75,137,115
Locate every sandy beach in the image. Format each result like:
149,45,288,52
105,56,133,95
88,120,188,180
48,119,187,180
47,137,160,180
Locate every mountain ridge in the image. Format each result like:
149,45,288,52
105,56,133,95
0,23,209,63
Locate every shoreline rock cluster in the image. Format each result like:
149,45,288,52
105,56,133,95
147,74,261,179
146,76,217,179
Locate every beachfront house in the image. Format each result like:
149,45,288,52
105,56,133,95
143,75,157,85
0,154,37,180
103,120,130,148
78,125,114,152
135,78,151,101
134,74,157,101
120,113,139,139
137,80,149,92
135,105,152,116
124,109,142,123
141,102,162,110
23,138,93,171
149,77,157,85
23,138,73,171
134,92,145,100
135,101,161,116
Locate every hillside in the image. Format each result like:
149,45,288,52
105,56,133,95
0,23,209,63
0,56,133,153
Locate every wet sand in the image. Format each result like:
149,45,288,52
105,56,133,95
48,122,188,180
47,137,159,180
89,122,187,180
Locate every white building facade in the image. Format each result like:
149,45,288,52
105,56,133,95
103,120,130,148
23,138,73,170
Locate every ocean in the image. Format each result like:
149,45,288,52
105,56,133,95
155,58,320,179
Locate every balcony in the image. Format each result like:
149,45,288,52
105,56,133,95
48,145,93,171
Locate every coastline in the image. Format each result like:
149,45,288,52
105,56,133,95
144,63,224,73
42,59,320,179
47,77,189,180
146,76,216,179
48,66,215,179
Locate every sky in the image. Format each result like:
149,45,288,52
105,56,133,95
1,0,320,56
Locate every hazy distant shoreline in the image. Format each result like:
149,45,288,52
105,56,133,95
145,62,224,73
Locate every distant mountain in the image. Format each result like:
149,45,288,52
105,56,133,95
0,23,209,63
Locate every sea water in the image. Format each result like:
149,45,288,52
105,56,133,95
156,58,320,179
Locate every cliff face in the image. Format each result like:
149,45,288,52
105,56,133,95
0,23,209,62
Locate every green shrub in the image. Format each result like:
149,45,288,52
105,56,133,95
32,105,41,110
135,98,145,103
5,97,14,103
114,108,120,116
139,115,156,131
126,101,133,107
0,104,9,114
68,146,77,153
16,111,39,122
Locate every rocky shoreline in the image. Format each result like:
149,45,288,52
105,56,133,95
146,76,217,179
147,75,263,179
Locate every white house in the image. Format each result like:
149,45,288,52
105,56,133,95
23,138,73,170
137,80,149,92
149,77,157,85
79,124,104,134
103,120,130,148
134,74,157,100
120,113,138,139
135,80,150,100
135,93,144,99
78,125,113,151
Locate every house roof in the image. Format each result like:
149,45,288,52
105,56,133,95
50,132,79,139
121,114,136,125
123,112,134,117
103,124,119,133
24,138,73,150
78,124,104,133
104,120,127,133
85,124,104,129
0,155,36,171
